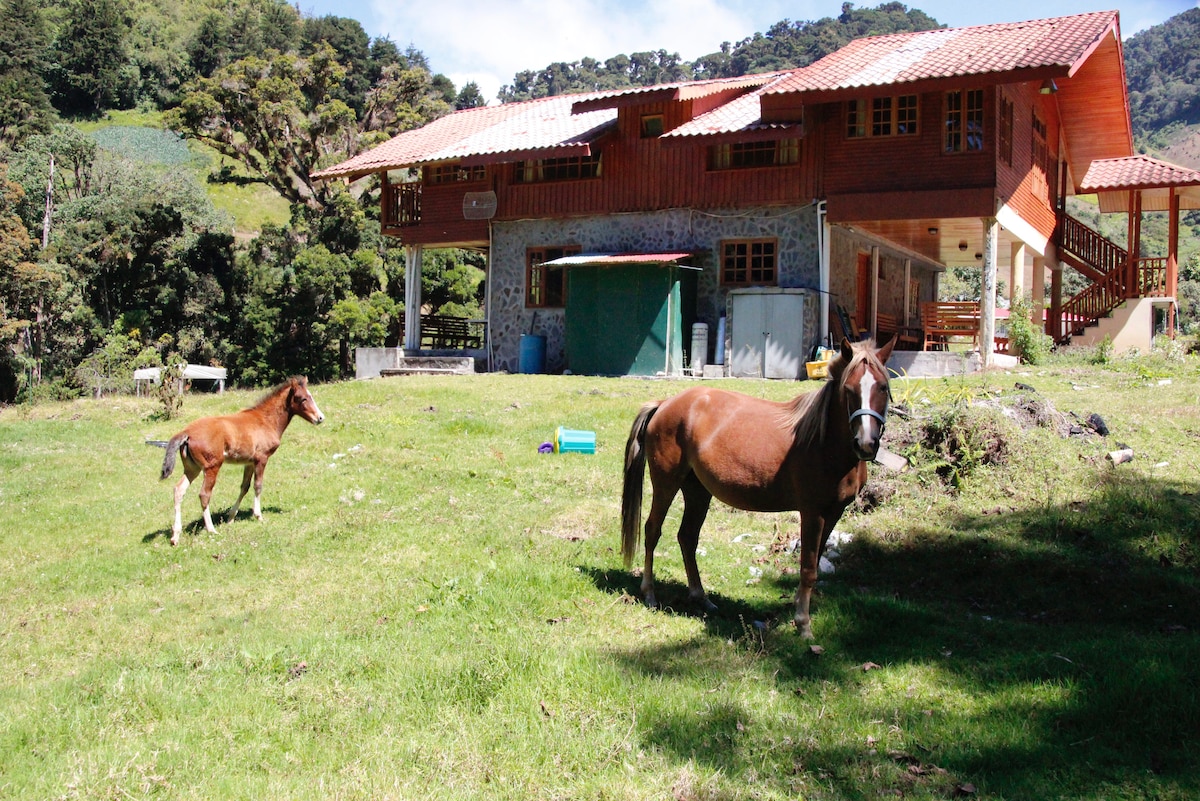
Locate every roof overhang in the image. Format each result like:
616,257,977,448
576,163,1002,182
569,75,780,113
1080,155,1200,212
542,252,698,268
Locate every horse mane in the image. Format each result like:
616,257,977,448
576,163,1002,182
252,375,306,409
783,340,881,447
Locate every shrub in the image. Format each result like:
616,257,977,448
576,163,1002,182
1006,296,1053,364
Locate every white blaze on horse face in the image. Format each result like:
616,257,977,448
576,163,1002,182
307,392,326,424
856,368,881,446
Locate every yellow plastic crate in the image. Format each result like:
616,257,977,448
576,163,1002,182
805,359,830,380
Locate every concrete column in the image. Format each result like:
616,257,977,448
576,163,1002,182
980,217,999,367
1009,241,1026,304
1049,268,1063,342
1031,256,1046,331
404,244,423,351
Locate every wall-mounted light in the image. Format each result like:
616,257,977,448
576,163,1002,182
927,226,938,235
1040,78,1058,95
958,241,968,252
974,252,983,260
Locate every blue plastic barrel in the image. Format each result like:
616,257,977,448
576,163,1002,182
519,334,546,374
555,427,596,454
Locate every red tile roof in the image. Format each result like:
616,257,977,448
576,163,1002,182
314,12,1129,180
313,94,617,179
766,11,1118,96
570,74,781,112
1079,155,1200,191
664,75,799,138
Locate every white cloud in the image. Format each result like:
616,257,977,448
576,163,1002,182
372,0,780,103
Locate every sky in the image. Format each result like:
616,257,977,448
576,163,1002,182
296,0,1198,104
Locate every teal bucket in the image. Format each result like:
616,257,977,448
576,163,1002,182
554,427,596,454
519,334,546,374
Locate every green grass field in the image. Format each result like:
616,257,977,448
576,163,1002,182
1,352,1198,799
77,109,290,237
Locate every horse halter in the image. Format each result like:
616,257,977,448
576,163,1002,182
849,405,887,433
846,361,891,435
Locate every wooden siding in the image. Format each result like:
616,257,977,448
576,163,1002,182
995,82,1059,243
391,98,821,247
384,179,490,246
821,90,996,209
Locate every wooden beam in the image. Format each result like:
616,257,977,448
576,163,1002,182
1169,188,1180,338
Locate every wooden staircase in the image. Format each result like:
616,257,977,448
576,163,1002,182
1054,215,1169,343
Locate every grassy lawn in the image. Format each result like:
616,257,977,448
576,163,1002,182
1,349,1198,799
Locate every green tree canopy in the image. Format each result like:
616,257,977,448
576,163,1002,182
47,0,133,116
0,0,55,145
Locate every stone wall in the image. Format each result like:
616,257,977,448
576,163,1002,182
488,205,820,373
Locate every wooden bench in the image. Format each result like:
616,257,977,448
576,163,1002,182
421,315,483,350
399,314,484,350
875,312,920,350
920,301,980,351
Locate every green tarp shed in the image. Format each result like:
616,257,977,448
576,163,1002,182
548,253,697,376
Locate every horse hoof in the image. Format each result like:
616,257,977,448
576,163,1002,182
697,598,718,614
793,620,815,639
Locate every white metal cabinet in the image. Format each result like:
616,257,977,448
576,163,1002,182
729,288,809,379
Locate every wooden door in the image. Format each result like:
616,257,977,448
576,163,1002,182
855,252,872,333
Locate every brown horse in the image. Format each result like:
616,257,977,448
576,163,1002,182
621,337,895,638
160,376,325,545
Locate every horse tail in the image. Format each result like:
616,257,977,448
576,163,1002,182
621,402,659,569
160,434,187,480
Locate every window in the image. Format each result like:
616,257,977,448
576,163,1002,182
640,114,664,138
872,96,892,136
896,94,918,135
847,95,918,138
514,153,601,183
1031,111,1052,197
945,89,984,152
425,163,486,184
720,239,777,286
709,139,800,169
847,99,866,138
998,95,1014,166
526,246,579,308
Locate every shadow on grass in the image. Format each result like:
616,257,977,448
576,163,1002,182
141,505,284,543
584,471,1200,799
582,564,790,642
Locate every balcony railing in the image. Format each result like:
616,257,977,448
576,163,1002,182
383,182,421,227
1059,215,1125,280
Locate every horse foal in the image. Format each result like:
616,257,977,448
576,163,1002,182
159,376,325,545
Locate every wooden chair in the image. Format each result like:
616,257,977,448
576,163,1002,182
920,302,981,351
875,312,920,350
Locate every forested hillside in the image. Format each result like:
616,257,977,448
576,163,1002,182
0,0,1195,404
499,2,942,101
0,0,484,402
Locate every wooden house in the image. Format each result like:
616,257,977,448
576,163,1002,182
315,10,1200,375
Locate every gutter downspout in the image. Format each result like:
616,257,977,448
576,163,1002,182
815,200,830,346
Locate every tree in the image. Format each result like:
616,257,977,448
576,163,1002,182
455,81,486,110
187,13,229,78
165,44,357,209
301,15,373,115
47,0,133,116
0,0,55,146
